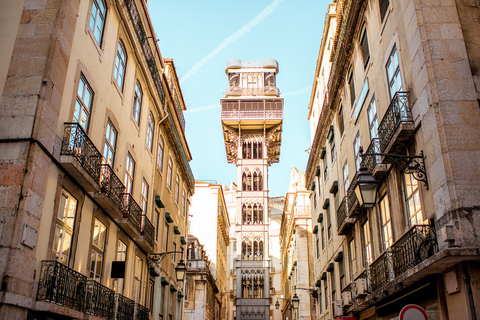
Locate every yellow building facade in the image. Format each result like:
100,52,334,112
0,0,193,319
307,0,480,319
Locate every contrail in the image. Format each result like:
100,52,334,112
180,0,284,84
282,86,311,97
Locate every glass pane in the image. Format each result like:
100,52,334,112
61,231,72,264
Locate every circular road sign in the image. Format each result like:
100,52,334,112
399,304,428,320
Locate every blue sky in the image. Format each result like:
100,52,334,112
149,0,328,197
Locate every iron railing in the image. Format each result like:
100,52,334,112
173,91,186,131
224,86,280,96
135,303,150,320
114,293,135,320
61,122,103,181
360,138,382,172
369,250,394,292
336,197,347,229
99,164,126,212
84,279,115,317
168,110,194,187
122,193,142,232
391,225,438,276
221,100,283,120
378,91,412,152
36,260,87,311
141,215,155,248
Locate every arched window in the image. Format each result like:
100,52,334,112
253,172,258,191
258,142,263,158
252,142,257,159
114,40,127,90
259,205,263,224
242,141,247,159
133,81,142,125
242,204,247,224
146,112,154,151
253,169,262,191
89,0,107,45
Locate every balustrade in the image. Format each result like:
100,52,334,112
99,164,126,213
122,193,143,234
84,279,115,317
378,92,412,153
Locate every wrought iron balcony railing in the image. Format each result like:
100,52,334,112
336,197,347,229
84,279,115,317
360,138,382,172
369,250,394,292
36,260,87,311
114,293,135,320
122,193,143,233
61,122,103,182
141,215,155,248
391,225,438,277
378,92,412,152
135,303,150,320
99,164,126,212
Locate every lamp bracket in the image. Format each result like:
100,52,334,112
149,249,184,264
360,150,428,189
295,286,318,299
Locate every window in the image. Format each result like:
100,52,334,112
52,189,77,265
338,104,345,136
348,70,356,107
315,231,320,258
379,0,390,22
89,0,106,45
147,279,154,313
362,220,373,265
74,74,93,131
164,222,169,251
146,112,154,151
133,81,142,125
134,255,143,303
160,283,166,316
321,226,325,250
323,157,328,182
353,132,361,171
113,240,127,294
175,174,180,204
360,27,370,68
331,269,336,300
319,290,323,314
349,238,357,277
324,285,328,309
182,188,187,217
343,161,349,192
89,218,107,280
167,157,173,189
103,120,117,166
404,173,423,226
326,206,331,240
330,141,336,163
114,40,127,90
141,178,149,214
125,153,135,194
379,195,393,249
386,45,403,100
157,135,164,171
367,96,378,140
173,242,177,262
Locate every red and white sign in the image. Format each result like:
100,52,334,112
399,304,428,320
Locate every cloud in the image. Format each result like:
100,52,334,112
185,104,221,113
180,0,284,84
282,86,311,97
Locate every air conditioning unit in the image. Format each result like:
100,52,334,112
332,300,343,317
355,278,367,298
342,291,352,307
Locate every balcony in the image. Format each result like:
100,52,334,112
224,86,280,97
136,215,155,252
378,92,414,155
95,164,126,220
36,261,148,319
336,197,355,236
84,279,115,317
391,225,438,276
114,293,135,320
369,250,394,292
135,303,149,320
36,260,86,312
360,138,389,179
346,174,366,219
59,123,102,192
118,193,143,239
221,100,283,122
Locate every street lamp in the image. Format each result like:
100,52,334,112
291,292,300,311
275,300,280,309
175,258,186,282
354,167,379,208
149,248,186,282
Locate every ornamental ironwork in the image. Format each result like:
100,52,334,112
142,215,155,248
61,122,103,181
114,293,135,320
369,250,394,292
99,164,126,211
122,193,143,233
378,91,412,152
84,279,115,317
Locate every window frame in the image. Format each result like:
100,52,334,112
386,45,403,100
114,40,127,91
157,135,165,171
353,132,361,171
167,157,173,190
74,74,94,131
113,239,127,294
133,81,143,125
360,25,370,68
52,189,78,265
88,0,107,46
125,153,135,194
379,194,393,250
343,160,349,193
141,178,149,214
89,218,107,281
103,119,117,167
146,112,154,152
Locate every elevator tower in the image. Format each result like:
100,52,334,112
221,59,283,320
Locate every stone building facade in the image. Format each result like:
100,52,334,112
183,236,220,320
0,0,194,319
279,168,315,320
306,0,480,319
220,59,283,320
188,181,231,320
